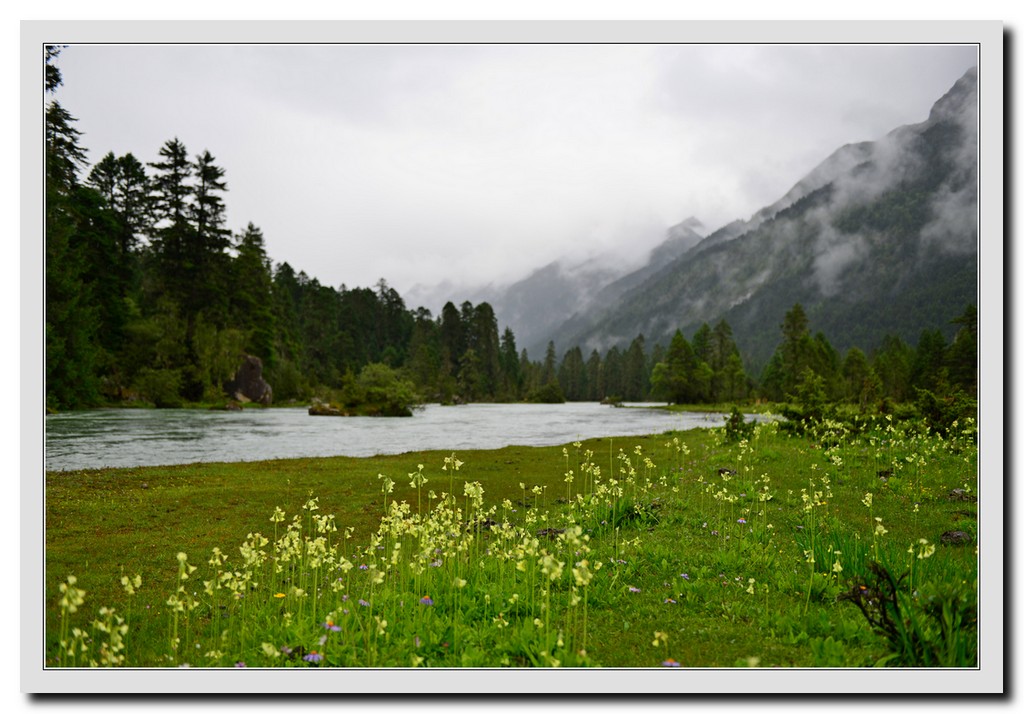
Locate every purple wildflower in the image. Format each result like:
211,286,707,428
628,586,641,593
322,621,341,632
359,564,369,570
737,518,747,524
303,651,323,663
234,661,247,668
664,598,677,604
680,573,690,580
419,595,434,606
358,599,370,607
662,659,681,667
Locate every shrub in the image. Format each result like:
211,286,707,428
528,382,566,404
914,387,977,438
131,368,183,408
723,406,755,444
839,562,977,667
311,363,421,416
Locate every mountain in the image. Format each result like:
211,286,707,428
403,257,629,353
405,217,707,357
511,217,706,356
543,66,979,372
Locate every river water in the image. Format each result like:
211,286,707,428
44,402,740,472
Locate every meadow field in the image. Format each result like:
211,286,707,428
45,413,978,668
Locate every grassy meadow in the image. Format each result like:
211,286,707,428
45,413,978,668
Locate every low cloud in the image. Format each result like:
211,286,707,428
53,43,979,297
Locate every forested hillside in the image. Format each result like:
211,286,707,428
547,68,979,374
43,48,552,411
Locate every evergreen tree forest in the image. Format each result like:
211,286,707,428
45,48,977,423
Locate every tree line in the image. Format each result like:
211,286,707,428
44,48,977,416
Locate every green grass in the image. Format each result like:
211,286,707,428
45,417,978,668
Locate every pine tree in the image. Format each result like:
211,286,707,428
585,349,602,401
231,223,277,366
558,346,587,401
650,330,708,404
45,46,102,409
601,346,625,400
87,151,150,257
623,334,649,401
469,303,502,399
188,149,232,325
298,277,345,386
457,347,482,401
872,335,914,403
810,332,844,400
337,285,379,369
374,279,414,367
519,348,537,395
691,323,713,366
761,303,815,401
540,341,558,386
711,320,747,401
72,186,129,360
270,262,303,364
911,329,948,392
439,301,465,380
842,347,878,409
499,327,523,400
147,138,194,309
407,309,443,396
945,304,977,396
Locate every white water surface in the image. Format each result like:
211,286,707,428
44,402,745,472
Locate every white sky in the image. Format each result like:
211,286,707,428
51,42,977,297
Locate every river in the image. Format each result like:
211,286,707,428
44,402,744,472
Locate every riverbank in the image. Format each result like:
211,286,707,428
44,416,978,668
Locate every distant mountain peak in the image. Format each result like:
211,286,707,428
670,216,705,235
929,65,978,124
540,66,978,368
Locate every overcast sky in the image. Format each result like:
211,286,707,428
51,42,978,298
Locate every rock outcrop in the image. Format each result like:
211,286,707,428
226,355,273,405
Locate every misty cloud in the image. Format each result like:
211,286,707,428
810,226,869,296
53,43,978,298
920,183,978,254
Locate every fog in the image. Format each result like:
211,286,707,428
51,43,978,299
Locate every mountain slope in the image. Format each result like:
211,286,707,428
404,217,707,357
518,217,705,355
548,66,979,371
